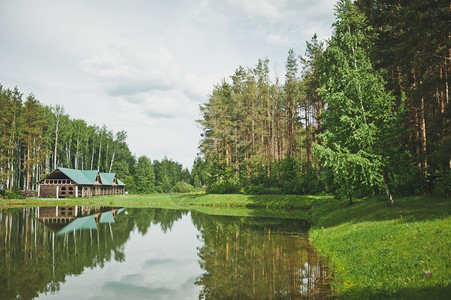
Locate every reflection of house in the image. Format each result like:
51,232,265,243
37,206,125,234
37,168,125,198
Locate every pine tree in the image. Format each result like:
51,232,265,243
133,156,156,193
20,94,48,193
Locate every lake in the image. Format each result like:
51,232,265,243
0,206,330,299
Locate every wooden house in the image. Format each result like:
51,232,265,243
37,167,125,198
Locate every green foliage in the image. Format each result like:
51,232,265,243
171,181,197,193
316,0,401,201
133,156,155,194
190,156,207,187
0,189,24,199
206,176,240,194
356,0,450,194
432,169,451,197
198,55,323,195
153,157,190,193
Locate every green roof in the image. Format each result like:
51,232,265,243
47,168,125,186
100,173,116,186
58,168,93,185
82,170,99,183
117,178,126,186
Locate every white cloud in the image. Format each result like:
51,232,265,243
78,43,179,95
223,0,281,19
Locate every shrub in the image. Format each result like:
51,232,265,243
206,177,240,194
0,189,25,199
171,181,196,193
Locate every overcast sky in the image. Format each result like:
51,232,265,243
0,0,335,168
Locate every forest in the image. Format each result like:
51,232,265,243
0,87,196,197
197,0,450,199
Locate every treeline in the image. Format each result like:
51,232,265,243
198,0,449,198
0,86,134,193
126,155,202,194
0,85,197,195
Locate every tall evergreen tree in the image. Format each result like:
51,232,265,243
20,94,48,193
133,156,156,194
356,0,450,194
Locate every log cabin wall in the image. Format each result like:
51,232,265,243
39,179,77,198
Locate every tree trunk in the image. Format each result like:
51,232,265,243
305,101,312,167
26,139,31,193
53,117,59,170
384,180,394,206
74,131,81,170
109,148,116,173
420,97,428,183
97,140,102,171
8,113,16,190
90,142,95,170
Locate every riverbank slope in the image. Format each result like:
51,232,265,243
0,193,329,209
309,196,450,299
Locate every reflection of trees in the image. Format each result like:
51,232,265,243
0,207,328,299
0,207,186,300
132,208,187,234
191,212,329,299
0,207,135,299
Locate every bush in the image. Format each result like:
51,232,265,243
206,178,240,194
433,170,451,196
171,181,196,193
0,189,25,199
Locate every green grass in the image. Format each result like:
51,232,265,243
0,193,317,219
0,193,328,210
309,196,451,299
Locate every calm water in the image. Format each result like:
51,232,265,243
0,206,329,299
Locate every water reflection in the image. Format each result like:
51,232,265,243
0,206,134,300
0,207,329,299
191,213,329,299
36,206,125,235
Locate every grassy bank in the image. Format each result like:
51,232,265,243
0,193,328,209
0,193,323,219
309,196,451,299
